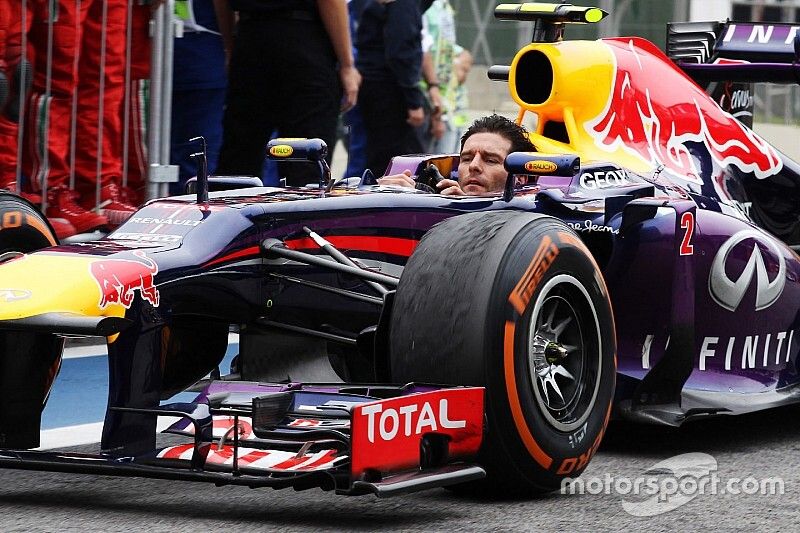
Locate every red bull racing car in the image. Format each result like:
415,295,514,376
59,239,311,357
1,3,800,498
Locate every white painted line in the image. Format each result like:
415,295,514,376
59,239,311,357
38,422,104,450
62,343,107,360
38,417,181,450
61,333,240,360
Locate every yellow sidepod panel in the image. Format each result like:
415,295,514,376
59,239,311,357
0,254,127,321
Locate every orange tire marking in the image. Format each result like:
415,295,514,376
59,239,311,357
556,230,587,253
1,210,56,245
28,215,57,245
509,236,559,315
2,211,21,228
504,320,553,469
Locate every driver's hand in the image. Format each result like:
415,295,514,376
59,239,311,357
378,169,415,188
436,178,466,196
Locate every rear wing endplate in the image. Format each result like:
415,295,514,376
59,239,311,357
668,21,800,84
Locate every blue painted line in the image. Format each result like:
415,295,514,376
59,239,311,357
41,344,240,430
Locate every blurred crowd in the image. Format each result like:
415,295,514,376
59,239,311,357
0,0,471,238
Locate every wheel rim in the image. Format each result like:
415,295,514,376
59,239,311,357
527,274,602,432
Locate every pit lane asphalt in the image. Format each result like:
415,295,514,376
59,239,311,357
0,405,796,532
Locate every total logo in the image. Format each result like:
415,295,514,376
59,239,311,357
708,229,786,312
360,399,466,443
579,169,629,189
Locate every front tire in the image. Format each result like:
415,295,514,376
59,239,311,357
0,193,60,442
389,211,616,495
0,192,58,254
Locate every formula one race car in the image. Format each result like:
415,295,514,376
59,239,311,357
1,3,800,498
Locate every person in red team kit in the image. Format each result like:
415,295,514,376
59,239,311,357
0,1,14,185
23,0,144,237
118,0,155,208
0,0,33,194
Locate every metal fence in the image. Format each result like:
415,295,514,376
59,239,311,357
0,0,175,211
755,85,800,126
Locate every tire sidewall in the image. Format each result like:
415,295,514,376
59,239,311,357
482,220,616,489
388,212,615,494
0,193,58,253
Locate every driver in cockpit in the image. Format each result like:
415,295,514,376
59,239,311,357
377,114,535,196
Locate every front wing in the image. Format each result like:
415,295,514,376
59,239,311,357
0,383,485,498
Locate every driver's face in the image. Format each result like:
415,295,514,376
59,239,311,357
457,132,512,194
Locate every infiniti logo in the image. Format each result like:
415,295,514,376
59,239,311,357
0,289,32,302
709,230,786,312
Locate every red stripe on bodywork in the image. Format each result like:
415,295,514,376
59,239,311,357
204,234,418,269
286,236,418,257
204,246,261,267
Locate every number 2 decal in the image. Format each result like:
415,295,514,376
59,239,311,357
680,212,694,256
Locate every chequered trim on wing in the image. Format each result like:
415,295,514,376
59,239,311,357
156,445,345,472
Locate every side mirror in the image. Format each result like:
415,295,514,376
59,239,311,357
266,138,328,162
265,138,330,190
502,152,580,201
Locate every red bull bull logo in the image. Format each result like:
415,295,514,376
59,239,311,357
90,250,160,309
584,37,782,183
